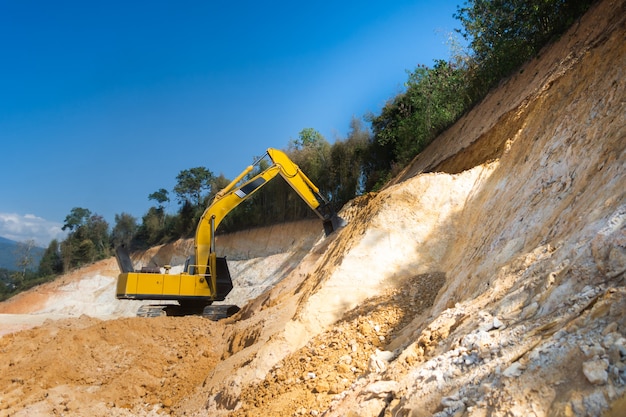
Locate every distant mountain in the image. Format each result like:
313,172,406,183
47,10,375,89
0,237,45,271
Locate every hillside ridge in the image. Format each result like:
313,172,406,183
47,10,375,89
0,0,624,415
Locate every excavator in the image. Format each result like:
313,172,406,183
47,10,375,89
115,148,344,319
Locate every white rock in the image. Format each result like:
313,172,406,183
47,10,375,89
368,349,395,373
339,354,352,365
365,380,399,397
368,356,387,373
521,302,539,319
582,359,608,385
503,361,524,378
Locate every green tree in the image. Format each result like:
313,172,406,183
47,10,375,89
85,214,110,260
175,200,198,237
328,118,369,206
62,207,91,232
207,174,232,203
290,127,326,151
173,167,215,206
366,59,468,190
60,209,110,270
289,128,331,192
455,0,592,100
111,213,138,248
148,188,170,210
38,239,62,277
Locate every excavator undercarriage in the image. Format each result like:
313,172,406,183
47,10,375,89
115,246,241,320
135,304,241,320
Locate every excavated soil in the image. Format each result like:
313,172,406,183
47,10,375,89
1,0,625,416
0,316,224,416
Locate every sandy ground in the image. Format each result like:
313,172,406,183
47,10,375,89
1,0,625,415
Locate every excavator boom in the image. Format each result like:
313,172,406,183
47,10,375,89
116,148,344,318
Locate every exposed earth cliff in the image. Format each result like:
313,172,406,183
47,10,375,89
1,0,624,415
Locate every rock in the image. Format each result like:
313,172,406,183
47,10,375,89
313,380,330,394
368,356,387,373
602,322,618,336
522,302,539,319
368,349,395,373
582,359,608,385
607,245,626,278
339,354,353,365
328,383,342,395
581,343,605,358
441,398,466,415
478,311,496,332
503,361,524,378
336,363,351,374
364,380,399,398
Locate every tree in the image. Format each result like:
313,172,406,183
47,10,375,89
328,117,369,206
134,208,162,248
111,213,137,248
454,0,592,100
62,207,91,232
173,167,215,206
207,174,232,203
38,239,62,277
60,208,110,270
148,188,170,210
85,214,110,260
175,200,198,237
365,59,469,190
290,127,326,151
289,128,331,188
13,239,37,284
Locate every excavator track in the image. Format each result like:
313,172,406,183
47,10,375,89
135,304,240,320
136,305,168,317
202,304,240,320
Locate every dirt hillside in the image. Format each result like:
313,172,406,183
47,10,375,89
1,0,624,415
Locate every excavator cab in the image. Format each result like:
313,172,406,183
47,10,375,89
183,255,234,301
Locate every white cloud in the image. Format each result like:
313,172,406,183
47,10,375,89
0,213,68,247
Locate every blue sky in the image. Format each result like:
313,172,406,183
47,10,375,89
0,0,463,246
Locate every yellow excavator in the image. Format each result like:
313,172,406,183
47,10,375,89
115,148,344,319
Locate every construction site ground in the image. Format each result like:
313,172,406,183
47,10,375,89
1,0,625,415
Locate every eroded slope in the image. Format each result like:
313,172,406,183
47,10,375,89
0,0,624,416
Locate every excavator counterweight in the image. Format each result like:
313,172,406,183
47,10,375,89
115,148,345,318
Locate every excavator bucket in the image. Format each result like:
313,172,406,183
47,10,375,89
184,255,234,301
214,257,234,301
323,213,346,236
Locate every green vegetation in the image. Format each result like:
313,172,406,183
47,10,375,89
0,239,49,302
2,0,592,299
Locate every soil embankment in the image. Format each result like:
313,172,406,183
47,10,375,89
1,0,624,415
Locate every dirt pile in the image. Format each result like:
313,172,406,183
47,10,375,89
0,0,624,416
0,315,224,416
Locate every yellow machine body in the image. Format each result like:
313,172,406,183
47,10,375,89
116,271,210,299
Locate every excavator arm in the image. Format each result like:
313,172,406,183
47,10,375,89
116,148,344,315
194,148,343,295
